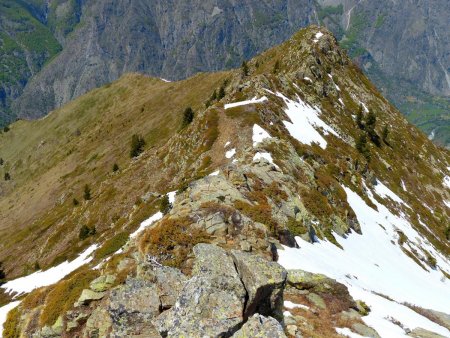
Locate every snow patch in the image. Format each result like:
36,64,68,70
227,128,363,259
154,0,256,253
373,180,408,207
360,102,369,113
313,31,324,42
225,148,236,159
209,170,220,176
335,327,367,338
252,124,271,147
130,212,164,238
444,200,450,209
283,310,292,317
1,244,98,296
0,301,20,336
253,152,278,168
224,141,231,148
338,98,344,106
276,92,338,149
401,180,407,192
278,185,450,337
224,96,268,110
168,191,176,204
284,300,309,310
444,175,450,189
160,78,171,83
304,77,312,82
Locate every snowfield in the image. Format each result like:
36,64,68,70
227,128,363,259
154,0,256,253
279,183,450,337
1,244,98,296
276,92,338,149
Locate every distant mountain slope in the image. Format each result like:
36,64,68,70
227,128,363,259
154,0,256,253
1,0,449,147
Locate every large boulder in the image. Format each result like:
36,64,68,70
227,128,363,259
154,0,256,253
232,314,287,338
108,278,161,336
231,250,287,321
89,275,116,292
137,260,188,310
153,244,247,337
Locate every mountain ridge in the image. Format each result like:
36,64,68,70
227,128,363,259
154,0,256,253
0,26,449,337
1,0,449,147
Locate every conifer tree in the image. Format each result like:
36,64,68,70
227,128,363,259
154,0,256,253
182,107,194,127
241,60,249,77
159,195,172,215
356,105,364,129
130,134,146,158
84,184,91,200
382,124,389,143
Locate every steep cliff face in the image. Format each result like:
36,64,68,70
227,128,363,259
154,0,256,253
0,26,449,337
11,0,316,119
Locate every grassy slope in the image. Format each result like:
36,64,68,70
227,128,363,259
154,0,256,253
0,25,448,284
0,71,230,277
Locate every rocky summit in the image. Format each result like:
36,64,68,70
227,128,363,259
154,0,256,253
0,26,449,337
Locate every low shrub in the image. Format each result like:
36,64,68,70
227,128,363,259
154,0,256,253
40,269,99,326
79,224,96,240
3,306,20,338
140,217,210,268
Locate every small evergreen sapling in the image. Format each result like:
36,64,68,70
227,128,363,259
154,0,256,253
241,60,249,77
130,134,146,158
273,60,281,74
182,107,194,127
79,225,96,240
356,105,364,129
84,184,91,200
159,195,172,215
0,262,5,282
218,85,226,100
356,134,371,161
382,124,389,143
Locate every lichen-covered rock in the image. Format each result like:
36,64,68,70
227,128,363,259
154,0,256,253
108,278,161,336
153,244,247,337
231,250,287,320
408,328,447,338
83,307,113,338
75,289,105,306
231,314,287,338
351,322,381,338
136,255,187,309
153,275,245,337
89,274,116,292
288,269,351,295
